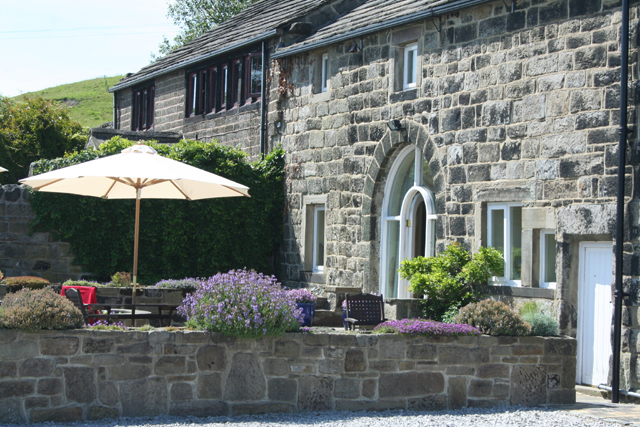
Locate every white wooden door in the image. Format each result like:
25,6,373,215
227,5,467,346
577,242,614,386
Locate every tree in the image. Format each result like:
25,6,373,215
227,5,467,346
155,0,260,58
0,96,85,184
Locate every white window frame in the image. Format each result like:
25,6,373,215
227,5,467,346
540,229,557,289
403,43,418,90
312,205,325,272
487,202,522,286
379,145,436,299
321,53,329,93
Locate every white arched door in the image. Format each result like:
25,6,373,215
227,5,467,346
380,146,436,299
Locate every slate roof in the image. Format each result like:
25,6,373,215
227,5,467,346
110,0,331,92
111,0,484,92
273,0,487,58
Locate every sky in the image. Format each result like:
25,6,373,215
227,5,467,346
0,0,181,97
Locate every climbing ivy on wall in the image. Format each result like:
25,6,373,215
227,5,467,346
28,137,285,285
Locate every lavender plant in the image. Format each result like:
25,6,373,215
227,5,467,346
155,278,199,292
178,269,303,337
288,288,317,304
373,318,480,337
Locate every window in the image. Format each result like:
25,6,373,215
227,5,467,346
380,146,436,298
246,53,262,99
321,53,329,93
312,205,325,272
540,230,557,288
488,203,522,286
184,48,262,119
131,82,154,131
208,66,218,113
403,43,418,90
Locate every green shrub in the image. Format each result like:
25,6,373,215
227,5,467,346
454,299,532,336
155,278,199,292
108,272,132,288
0,288,83,331
28,138,285,284
398,243,504,321
519,301,559,336
62,279,103,288
2,276,51,292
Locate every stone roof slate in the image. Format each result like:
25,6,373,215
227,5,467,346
111,0,468,92
110,0,331,92
274,0,469,57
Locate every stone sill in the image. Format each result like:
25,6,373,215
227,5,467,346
481,285,555,300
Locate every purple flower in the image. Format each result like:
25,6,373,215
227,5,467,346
178,268,303,337
373,318,480,337
287,288,317,304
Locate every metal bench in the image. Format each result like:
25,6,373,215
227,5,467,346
344,293,386,331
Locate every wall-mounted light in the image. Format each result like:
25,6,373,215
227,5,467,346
276,41,285,50
387,119,403,131
348,42,361,53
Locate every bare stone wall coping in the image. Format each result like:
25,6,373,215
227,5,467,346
0,329,576,423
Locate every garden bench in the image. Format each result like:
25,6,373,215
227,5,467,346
344,293,386,331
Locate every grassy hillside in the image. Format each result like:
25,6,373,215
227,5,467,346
13,76,123,128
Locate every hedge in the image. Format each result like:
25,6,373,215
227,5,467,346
28,137,284,285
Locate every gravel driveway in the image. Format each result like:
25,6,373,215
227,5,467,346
0,406,620,427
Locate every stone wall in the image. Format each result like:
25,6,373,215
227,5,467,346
0,185,87,283
0,329,576,423
266,0,639,388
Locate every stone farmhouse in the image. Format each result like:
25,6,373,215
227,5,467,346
107,0,638,393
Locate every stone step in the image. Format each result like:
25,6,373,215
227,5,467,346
316,296,328,310
313,309,344,328
575,385,610,399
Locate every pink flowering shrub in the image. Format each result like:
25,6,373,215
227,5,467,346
178,269,303,337
373,318,480,337
288,288,317,304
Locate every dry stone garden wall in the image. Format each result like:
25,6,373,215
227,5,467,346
0,329,576,423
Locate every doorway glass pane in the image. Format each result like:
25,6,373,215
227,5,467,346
510,206,522,280
388,153,415,216
544,233,556,283
490,208,505,274
385,220,400,298
314,208,325,269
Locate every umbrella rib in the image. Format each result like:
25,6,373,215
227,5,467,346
222,185,250,197
31,178,65,190
170,181,192,201
102,179,118,198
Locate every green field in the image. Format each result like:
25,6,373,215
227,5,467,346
13,75,124,128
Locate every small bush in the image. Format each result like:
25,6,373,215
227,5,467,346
519,302,559,336
288,288,317,304
62,279,103,288
399,243,503,321
2,276,51,291
108,272,132,287
179,269,303,337
454,299,531,336
0,288,83,331
373,318,480,337
155,278,199,292
86,320,125,330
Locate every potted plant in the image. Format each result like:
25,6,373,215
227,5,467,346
288,288,317,327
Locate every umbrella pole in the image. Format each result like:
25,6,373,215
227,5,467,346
132,190,141,304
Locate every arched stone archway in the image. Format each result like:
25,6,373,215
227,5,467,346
359,119,445,294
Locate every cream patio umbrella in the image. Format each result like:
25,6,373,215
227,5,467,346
19,144,250,302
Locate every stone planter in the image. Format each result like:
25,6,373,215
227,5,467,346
296,302,316,326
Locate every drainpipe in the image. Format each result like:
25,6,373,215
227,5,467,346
259,40,269,158
612,0,630,405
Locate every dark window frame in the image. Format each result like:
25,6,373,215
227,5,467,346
131,81,155,131
184,47,262,120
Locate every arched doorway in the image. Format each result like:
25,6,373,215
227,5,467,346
379,145,436,299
